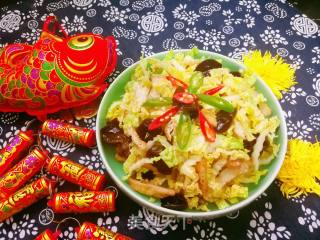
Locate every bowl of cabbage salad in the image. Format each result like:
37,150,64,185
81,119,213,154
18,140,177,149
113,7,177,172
96,48,287,218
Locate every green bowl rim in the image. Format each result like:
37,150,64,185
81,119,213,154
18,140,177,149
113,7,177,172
96,49,288,219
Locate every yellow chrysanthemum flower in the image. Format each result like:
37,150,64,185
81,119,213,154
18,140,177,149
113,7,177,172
243,50,296,99
277,139,320,198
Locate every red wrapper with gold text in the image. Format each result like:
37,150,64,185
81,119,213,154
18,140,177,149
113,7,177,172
42,120,96,147
0,177,55,222
48,191,115,213
46,156,105,191
0,130,34,176
76,222,133,240
34,229,60,240
0,148,47,199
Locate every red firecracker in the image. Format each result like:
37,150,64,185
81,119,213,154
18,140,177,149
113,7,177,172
35,229,61,240
42,120,96,147
0,130,34,176
46,155,105,191
0,177,55,222
76,222,133,240
0,148,48,199
48,191,115,213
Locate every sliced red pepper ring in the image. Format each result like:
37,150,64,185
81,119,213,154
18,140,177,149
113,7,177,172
148,106,180,131
166,76,188,89
199,110,216,142
204,85,224,95
173,92,196,105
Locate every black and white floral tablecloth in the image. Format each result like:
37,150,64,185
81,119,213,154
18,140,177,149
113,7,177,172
0,0,319,239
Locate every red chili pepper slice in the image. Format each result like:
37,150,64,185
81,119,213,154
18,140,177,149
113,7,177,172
148,106,180,131
204,85,224,95
173,92,196,105
166,76,188,89
199,110,216,142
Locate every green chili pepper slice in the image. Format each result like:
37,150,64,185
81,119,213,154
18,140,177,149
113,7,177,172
197,94,234,113
143,98,172,107
176,113,192,150
188,72,204,94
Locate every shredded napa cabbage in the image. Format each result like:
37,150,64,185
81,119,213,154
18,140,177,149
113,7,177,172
106,48,280,211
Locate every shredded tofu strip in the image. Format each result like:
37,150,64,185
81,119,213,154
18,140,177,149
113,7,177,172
128,178,176,199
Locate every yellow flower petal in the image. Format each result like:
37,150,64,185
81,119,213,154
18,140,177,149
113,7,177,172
243,50,296,99
277,139,320,198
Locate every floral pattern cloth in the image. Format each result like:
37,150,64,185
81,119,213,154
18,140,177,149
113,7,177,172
0,0,319,239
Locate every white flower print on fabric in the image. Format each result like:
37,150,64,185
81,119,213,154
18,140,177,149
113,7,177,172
247,202,291,240
27,9,39,19
186,221,227,240
240,33,256,48
222,10,255,28
0,112,19,125
114,39,123,56
0,214,38,240
311,46,320,64
70,0,96,10
288,195,306,204
0,10,25,33
79,148,106,174
265,3,287,18
97,215,120,233
241,13,255,28
162,39,179,50
227,47,249,60
284,111,313,140
74,117,96,129
128,207,178,235
306,95,319,108
41,134,76,157
138,12,167,36
288,54,304,70
112,26,137,40
132,0,155,11
298,205,320,233
141,44,155,56
33,0,44,7
106,70,121,83
290,14,319,38
185,27,226,52
312,74,320,97
27,19,38,30
59,226,77,239
306,68,315,75
198,3,221,17
103,6,130,24
222,9,235,25
309,113,320,130
239,0,261,14
21,28,41,44
260,26,288,48
280,86,306,105
0,125,27,148
277,48,289,57
46,0,70,12
97,0,111,7
172,4,200,25
61,15,87,34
